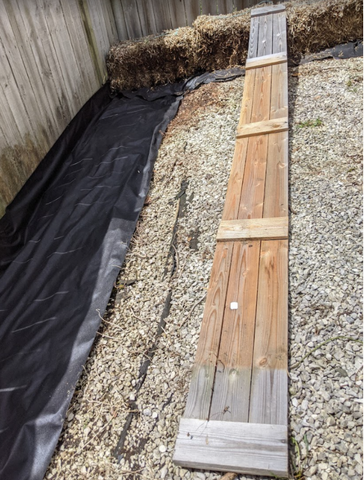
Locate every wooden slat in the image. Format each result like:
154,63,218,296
174,418,288,477
246,52,287,69
209,240,260,422
251,5,286,17
217,217,288,241
249,240,288,425
184,242,233,419
257,8,273,57
237,117,288,138
248,15,259,59
169,0,187,29
272,12,287,54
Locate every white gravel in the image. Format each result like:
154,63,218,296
45,57,362,480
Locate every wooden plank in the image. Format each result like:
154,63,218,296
246,52,287,69
184,242,233,420
249,240,288,425
247,15,259,59
237,117,288,138
169,0,187,28
150,0,173,33
257,9,273,57
222,139,249,221
217,0,234,15
272,12,287,54
110,0,129,40
201,0,217,15
251,5,285,17
183,0,200,26
209,240,260,422
238,69,256,128
174,418,288,477
217,217,288,241
120,0,143,38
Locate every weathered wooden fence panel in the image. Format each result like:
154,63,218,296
0,0,258,217
0,0,118,216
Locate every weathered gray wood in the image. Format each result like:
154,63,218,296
201,0,217,15
257,8,273,57
110,0,129,40
120,0,143,38
272,12,287,54
169,0,187,29
217,0,234,14
183,0,200,26
248,14,259,59
174,418,288,477
251,5,285,17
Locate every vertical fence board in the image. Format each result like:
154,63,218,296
201,0,217,15
120,0,144,38
169,0,187,28
110,0,129,40
183,0,200,25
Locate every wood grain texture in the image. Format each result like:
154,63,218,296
249,240,288,425
251,5,285,17
217,217,288,241
174,418,288,477
184,242,233,420
246,52,287,69
209,241,260,422
237,117,288,138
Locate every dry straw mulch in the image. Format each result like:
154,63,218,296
107,0,363,92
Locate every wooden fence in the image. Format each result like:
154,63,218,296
0,0,257,217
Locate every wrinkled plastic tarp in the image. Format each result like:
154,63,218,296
0,70,244,480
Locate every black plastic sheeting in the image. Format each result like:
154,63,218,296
0,69,244,480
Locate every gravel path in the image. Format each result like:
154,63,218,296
45,57,362,480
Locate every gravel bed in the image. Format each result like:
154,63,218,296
45,57,362,480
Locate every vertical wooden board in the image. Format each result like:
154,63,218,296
248,15,259,59
183,0,200,26
110,0,129,40
0,1,47,142
218,0,234,15
58,0,99,96
100,0,119,46
250,66,272,123
201,0,217,15
184,242,234,420
42,0,84,115
270,62,288,119
257,12,273,57
238,135,268,219
209,240,260,422
249,240,288,425
169,0,187,29
222,139,249,221
238,69,256,128
151,0,174,32
120,0,143,38
137,0,158,35
272,12,287,54
263,132,288,219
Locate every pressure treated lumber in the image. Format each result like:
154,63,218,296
217,217,288,241
174,419,288,477
245,52,287,69
174,5,289,477
236,117,288,138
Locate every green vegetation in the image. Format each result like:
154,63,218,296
297,118,323,128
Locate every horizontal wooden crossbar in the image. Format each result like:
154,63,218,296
251,5,286,16
217,217,288,241
246,53,287,70
237,117,288,138
174,419,288,477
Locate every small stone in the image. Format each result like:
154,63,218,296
159,444,167,453
160,466,168,479
143,408,152,416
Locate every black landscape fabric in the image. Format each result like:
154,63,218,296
0,70,244,480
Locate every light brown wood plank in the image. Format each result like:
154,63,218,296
251,5,285,17
209,241,260,422
184,242,234,420
246,52,287,69
222,139,249,221
238,69,256,128
249,240,288,425
263,132,288,218
237,117,288,138
174,418,288,477
217,217,288,241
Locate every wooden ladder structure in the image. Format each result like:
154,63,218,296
173,4,289,477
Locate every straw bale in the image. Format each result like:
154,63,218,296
107,0,363,92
